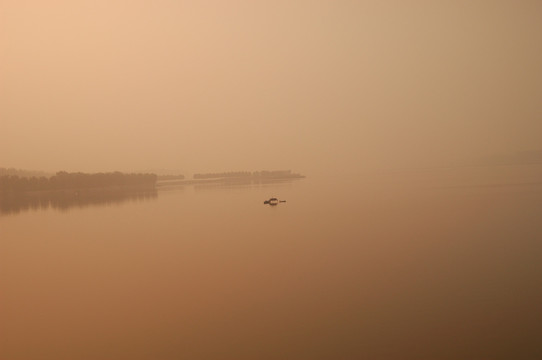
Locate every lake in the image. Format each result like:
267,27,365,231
1,166,542,359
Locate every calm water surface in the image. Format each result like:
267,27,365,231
1,167,542,359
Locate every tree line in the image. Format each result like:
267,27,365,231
193,170,303,179
0,171,157,194
0,167,51,178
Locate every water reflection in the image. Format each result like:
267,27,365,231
193,177,301,191
0,189,157,216
1,172,542,359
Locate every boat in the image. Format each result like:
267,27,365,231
264,197,279,205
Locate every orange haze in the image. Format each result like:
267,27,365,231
1,0,541,174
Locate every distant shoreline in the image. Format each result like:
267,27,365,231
0,170,306,193
156,174,306,188
0,171,157,195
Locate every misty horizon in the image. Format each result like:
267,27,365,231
4,146,542,178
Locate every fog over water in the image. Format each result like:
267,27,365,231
2,167,542,359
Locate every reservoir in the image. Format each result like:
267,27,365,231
1,165,541,359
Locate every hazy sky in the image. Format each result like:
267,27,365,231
1,0,541,174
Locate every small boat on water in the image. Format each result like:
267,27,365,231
264,197,286,205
